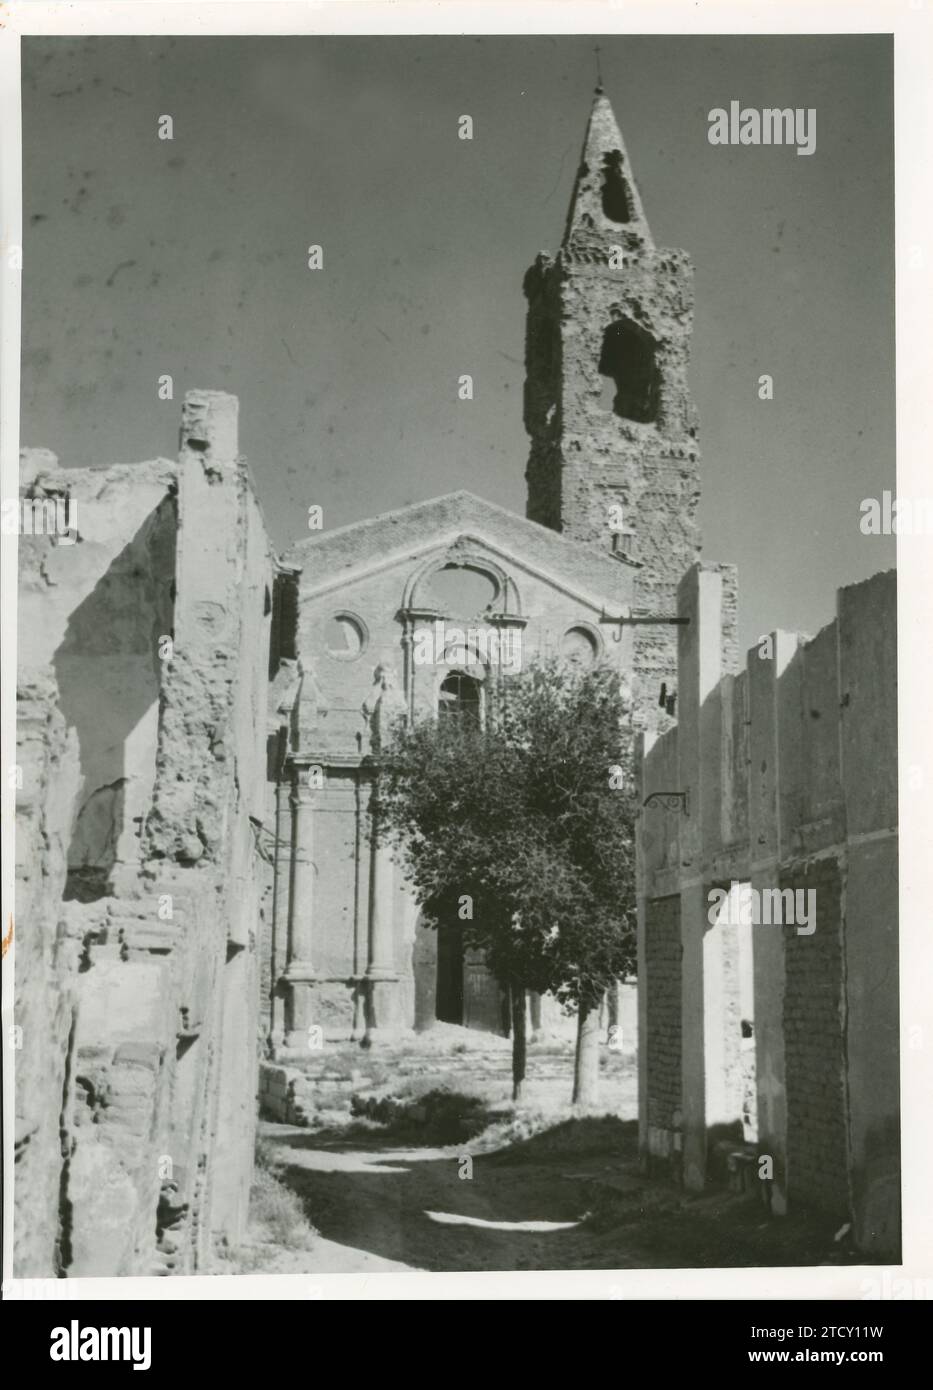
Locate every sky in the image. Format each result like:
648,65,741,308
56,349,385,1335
20,34,895,652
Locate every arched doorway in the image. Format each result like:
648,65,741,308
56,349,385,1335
412,899,464,1029
435,917,465,1024
411,899,508,1034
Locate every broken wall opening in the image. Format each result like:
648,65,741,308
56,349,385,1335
705,882,757,1148
56,499,176,900
425,563,498,616
269,569,299,677
598,318,661,424
600,150,632,223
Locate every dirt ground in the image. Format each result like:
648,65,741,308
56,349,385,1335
231,1049,860,1274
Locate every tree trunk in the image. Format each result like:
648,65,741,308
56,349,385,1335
572,1000,600,1106
510,981,527,1102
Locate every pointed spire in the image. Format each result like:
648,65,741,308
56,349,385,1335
562,89,653,249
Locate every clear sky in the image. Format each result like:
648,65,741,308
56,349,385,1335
20,34,895,652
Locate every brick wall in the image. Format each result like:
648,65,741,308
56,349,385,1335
782,860,849,1221
644,895,682,1137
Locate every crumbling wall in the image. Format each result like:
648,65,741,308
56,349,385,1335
16,453,177,899
137,389,275,1271
14,454,177,1276
636,565,899,1257
12,673,80,1276
13,391,275,1277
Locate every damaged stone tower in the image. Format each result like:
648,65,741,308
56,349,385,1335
524,88,703,715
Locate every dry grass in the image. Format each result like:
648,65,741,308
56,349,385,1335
249,1167,317,1250
213,1136,317,1272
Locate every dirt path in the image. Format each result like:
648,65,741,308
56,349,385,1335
259,1114,857,1274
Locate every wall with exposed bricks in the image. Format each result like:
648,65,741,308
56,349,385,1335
636,563,898,1257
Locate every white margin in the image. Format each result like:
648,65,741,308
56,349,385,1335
1,0,930,1303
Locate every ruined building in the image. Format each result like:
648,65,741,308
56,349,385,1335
263,89,693,1045
636,565,899,1256
12,88,897,1273
15,393,276,1275
524,88,703,718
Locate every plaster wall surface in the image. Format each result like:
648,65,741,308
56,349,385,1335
13,392,275,1276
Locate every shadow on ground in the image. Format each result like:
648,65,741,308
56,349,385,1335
262,1107,858,1274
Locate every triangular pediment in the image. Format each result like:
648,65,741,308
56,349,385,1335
284,491,636,619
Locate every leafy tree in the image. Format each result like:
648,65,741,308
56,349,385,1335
379,656,638,1103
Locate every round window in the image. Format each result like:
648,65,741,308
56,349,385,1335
560,625,599,667
325,613,366,659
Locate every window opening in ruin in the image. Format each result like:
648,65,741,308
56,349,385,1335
426,564,498,616
601,151,632,224
325,613,365,660
269,573,298,676
705,881,758,1146
598,319,660,424
438,671,481,726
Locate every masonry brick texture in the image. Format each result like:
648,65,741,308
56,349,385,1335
644,895,682,1132
782,859,850,1222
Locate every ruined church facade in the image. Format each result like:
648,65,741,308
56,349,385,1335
12,84,900,1276
265,90,700,1047
17,87,696,1274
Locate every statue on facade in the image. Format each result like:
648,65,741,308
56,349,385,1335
362,662,407,753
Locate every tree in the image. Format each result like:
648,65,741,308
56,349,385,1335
379,657,638,1104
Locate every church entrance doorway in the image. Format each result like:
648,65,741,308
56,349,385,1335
435,918,464,1024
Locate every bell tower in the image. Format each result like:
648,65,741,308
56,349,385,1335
524,86,702,706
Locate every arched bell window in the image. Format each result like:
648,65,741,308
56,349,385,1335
598,318,660,424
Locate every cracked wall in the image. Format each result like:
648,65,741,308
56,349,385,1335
13,391,275,1276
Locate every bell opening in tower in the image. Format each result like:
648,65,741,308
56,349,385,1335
598,318,661,424
601,150,632,224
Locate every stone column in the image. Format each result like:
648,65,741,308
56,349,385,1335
284,776,316,1047
363,788,400,1042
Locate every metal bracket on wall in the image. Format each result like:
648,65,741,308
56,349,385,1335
601,612,690,643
